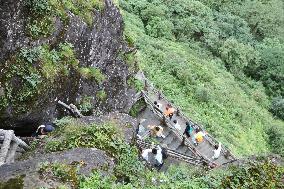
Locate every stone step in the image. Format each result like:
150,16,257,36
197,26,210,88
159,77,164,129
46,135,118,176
162,127,171,137
168,139,182,151
161,132,176,145
176,145,189,154
185,149,195,157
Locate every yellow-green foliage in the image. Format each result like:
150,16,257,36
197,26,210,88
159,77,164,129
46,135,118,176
25,0,105,39
120,1,284,156
39,162,79,188
96,90,107,101
79,67,106,83
51,0,105,25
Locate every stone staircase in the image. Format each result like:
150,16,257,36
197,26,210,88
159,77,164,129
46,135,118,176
135,71,236,166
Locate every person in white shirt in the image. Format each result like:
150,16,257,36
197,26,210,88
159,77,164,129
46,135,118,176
142,148,153,163
173,120,181,131
154,145,163,166
141,146,164,169
212,142,222,159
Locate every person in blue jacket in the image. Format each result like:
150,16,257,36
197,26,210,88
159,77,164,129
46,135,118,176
33,124,55,138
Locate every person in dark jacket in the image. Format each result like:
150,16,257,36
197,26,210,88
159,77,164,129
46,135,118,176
33,124,55,138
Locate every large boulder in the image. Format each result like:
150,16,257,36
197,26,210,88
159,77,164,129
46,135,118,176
0,0,136,134
0,148,114,188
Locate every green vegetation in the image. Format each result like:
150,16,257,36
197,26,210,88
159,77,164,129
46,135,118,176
39,162,80,188
42,118,284,188
119,0,284,157
270,97,284,120
27,17,55,39
79,67,106,84
24,0,105,39
45,118,145,182
78,96,93,115
0,43,78,114
79,159,284,189
129,99,146,117
122,52,139,73
127,76,144,92
96,90,107,101
0,176,25,189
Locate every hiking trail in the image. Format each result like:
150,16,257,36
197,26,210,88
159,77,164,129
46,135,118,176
135,71,236,166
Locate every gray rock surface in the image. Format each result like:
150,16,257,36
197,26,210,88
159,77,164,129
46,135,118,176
81,111,139,143
0,0,136,134
0,148,114,188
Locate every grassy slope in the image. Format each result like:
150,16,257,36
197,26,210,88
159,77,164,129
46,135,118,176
122,11,284,156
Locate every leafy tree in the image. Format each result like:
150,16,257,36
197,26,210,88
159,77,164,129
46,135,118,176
247,38,284,97
223,0,284,39
270,97,284,120
145,17,174,39
266,124,284,156
219,38,259,76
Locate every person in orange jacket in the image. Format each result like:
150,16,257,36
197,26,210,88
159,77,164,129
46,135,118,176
164,104,175,120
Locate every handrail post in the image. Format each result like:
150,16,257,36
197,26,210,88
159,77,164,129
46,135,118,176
176,108,180,116
144,80,148,92
158,91,162,100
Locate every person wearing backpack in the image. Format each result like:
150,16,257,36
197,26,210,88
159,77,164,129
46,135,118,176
32,123,55,138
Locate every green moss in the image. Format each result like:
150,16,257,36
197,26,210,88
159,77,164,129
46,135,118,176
0,175,25,189
79,67,106,83
129,99,146,117
25,0,105,39
96,90,107,101
0,43,78,114
38,162,79,188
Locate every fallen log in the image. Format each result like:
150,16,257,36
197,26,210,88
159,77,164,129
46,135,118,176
57,100,83,118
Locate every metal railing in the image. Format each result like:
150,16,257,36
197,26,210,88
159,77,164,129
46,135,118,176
136,138,204,165
141,91,208,161
136,71,236,161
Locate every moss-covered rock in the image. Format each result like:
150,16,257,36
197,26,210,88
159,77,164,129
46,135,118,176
0,0,137,133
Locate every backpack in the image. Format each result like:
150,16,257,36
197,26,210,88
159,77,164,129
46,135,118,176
161,148,168,159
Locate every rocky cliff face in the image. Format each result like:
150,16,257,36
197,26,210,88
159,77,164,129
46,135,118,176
0,0,136,134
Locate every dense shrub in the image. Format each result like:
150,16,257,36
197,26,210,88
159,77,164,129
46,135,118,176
25,0,52,15
219,38,259,76
266,124,284,156
248,38,284,97
270,97,284,120
120,0,284,156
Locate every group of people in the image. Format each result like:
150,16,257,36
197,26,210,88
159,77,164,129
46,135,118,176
151,100,222,160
